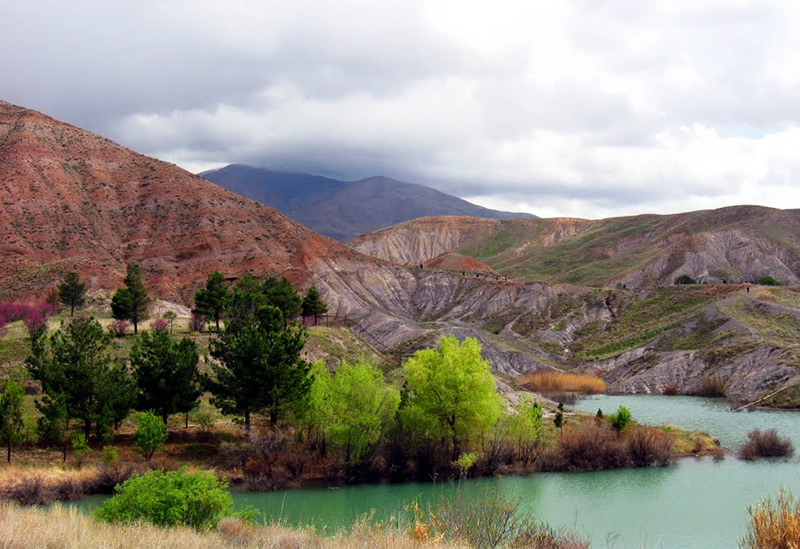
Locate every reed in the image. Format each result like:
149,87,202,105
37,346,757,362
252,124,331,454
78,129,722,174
519,371,606,394
742,488,800,548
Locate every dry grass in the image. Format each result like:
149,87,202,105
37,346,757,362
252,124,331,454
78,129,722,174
519,371,606,395
0,502,467,549
742,488,800,548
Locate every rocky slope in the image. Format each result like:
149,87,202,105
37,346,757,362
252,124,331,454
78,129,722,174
0,101,558,377
201,164,535,241
351,208,800,288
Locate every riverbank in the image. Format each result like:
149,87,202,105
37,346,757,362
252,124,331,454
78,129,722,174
0,502,465,549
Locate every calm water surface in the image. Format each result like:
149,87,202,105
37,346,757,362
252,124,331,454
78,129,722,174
78,395,800,548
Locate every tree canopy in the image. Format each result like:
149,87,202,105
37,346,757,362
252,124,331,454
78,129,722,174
306,360,399,465
194,271,229,331
302,286,328,324
111,263,151,334
401,335,502,461
27,317,135,439
130,331,201,425
58,272,86,316
205,303,310,430
0,380,25,462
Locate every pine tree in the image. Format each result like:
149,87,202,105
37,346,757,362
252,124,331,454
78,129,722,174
111,263,151,334
302,286,328,325
194,271,229,331
205,303,310,430
131,331,201,425
58,272,86,316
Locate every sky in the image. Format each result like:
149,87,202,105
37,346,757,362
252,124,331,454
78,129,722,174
2,0,799,219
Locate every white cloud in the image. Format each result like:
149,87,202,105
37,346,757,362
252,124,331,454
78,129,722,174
2,0,800,219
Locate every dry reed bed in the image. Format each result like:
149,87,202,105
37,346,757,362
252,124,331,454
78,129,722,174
742,489,800,548
0,503,467,549
519,371,606,394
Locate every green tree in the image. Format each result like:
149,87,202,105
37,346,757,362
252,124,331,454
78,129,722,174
130,331,201,425
302,286,328,325
610,405,633,432
37,393,71,461
262,276,302,323
27,317,135,439
206,304,310,430
134,411,168,461
402,335,502,461
71,432,91,468
95,468,233,530
553,402,565,435
194,271,229,331
308,360,399,466
111,263,151,334
0,381,25,462
508,396,543,463
58,272,86,316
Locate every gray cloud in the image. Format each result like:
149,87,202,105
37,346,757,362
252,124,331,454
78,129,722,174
2,0,799,219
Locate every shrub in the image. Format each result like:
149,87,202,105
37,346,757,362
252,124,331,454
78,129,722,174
71,433,91,468
610,406,633,432
134,412,168,462
742,488,800,548
101,445,118,464
738,428,795,460
406,490,589,549
189,311,206,333
758,275,781,286
108,319,130,338
626,426,675,467
548,424,627,472
94,468,234,530
150,318,169,334
674,274,697,285
661,384,679,395
695,375,726,397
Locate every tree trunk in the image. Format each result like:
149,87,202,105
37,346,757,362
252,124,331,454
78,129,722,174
216,316,220,332
185,412,189,429
63,441,67,463
244,410,251,432
84,418,91,439
7,440,11,463
70,303,75,316
133,319,138,335
270,409,278,429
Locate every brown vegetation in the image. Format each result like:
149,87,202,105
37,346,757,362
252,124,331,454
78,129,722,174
0,464,143,505
738,428,795,460
742,489,800,548
519,371,606,395
540,423,675,472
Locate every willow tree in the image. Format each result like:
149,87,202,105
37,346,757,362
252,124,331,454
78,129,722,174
401,335,502,461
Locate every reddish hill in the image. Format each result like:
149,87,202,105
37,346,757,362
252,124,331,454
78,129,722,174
0,101,369,303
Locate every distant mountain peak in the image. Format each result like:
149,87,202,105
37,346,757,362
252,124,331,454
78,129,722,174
202,164,536,241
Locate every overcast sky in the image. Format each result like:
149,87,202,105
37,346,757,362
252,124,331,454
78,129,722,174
2,1,799,219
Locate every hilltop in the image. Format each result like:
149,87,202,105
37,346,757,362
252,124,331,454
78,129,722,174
201,164,535,241
351,208,800,287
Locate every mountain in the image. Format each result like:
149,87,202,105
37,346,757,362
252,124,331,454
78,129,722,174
3,100,799,406
0,100,562,379
200,164,536,241
0,100,374,303
350,207,800,288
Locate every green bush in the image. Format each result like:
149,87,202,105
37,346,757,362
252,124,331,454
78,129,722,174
94,468,233,530
134,411,168,461
610,406,633,432
757,275,781,286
